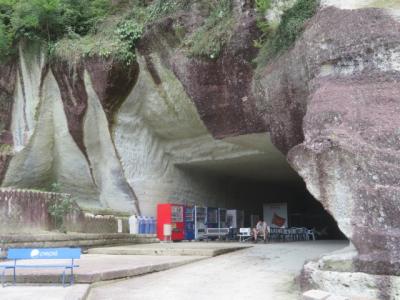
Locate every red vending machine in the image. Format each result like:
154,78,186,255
157,203,185,241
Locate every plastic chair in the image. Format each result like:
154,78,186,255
306,229,316,241
238,228,252,242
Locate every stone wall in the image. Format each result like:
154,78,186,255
0,189,58,232
0,188,130,234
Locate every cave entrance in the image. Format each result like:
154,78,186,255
175,133,347,240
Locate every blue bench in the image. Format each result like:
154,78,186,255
0,248,81,287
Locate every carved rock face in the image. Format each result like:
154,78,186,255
52,62,88,156
0,60,17,144
290,75,400,275
85,57,139,124
278,7,400,275
0,60,17,184
51,58,139,157
171,10,266,139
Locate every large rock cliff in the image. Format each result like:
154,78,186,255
1,0,400,288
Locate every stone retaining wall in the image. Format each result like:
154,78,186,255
0,233,158,257
0,188,131,234
0,188,59,232
64,211,131,234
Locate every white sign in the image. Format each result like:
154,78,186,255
117,219,123,233
30,249,40,258
263,203,288,228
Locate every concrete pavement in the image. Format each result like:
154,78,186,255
0,284,90,300
0,242,248,284
0,241,348,300
88,241,348,300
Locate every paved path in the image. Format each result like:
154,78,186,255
88,240,348,300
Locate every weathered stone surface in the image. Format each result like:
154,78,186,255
0,3,292,218
10,43,46,153
113,50,278,216
256,6,400,153
1,47,139,212
172,9,266,139
85,57,139,123
302,289,331,300
0,56,13,181
83,71,139,212
0,189,68,232
0,59,17,144
301,259,400,300
251,5,400,276
51,61,88,156
0,154,11,184
3,68,99,202
290,75,400,275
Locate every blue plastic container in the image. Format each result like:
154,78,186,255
144,217,150,234
139,216,146,234
149,217,155,234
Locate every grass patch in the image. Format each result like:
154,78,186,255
0,142,12,155
184,0,234,59
52,0,191,64
51,14,138,64
254,0,319,67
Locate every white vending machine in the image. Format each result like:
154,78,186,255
226,209,244,229
194,206,207,240
218,208,227,228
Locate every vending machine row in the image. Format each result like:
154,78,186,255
157,203,245,241
194,206,207,240
184,206,195,240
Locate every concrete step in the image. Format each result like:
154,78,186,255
88,242,251,257
0,254,204,284
0,233,158,255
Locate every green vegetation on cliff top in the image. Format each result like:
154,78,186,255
0,0,190,63
63,0,190,64
0,0,112,59
184,0,234,59
0,0,319,65
0,0,237,63
254,0,319,67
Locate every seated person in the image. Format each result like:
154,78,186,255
253,219,268,243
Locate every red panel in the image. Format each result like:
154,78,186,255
157,203,184,241
157,204,171,240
